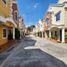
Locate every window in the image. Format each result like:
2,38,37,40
55,11,61,21
46,18,49,24
2,0,7,4
3,28,7,38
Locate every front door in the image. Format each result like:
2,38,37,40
8,29,13,40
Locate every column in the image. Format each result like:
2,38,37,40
20,30,21,39
42,31,43,38
39,32,40,37
62,28,65,43
49,31,51,38
37,32,38,37
13,27,15,40
24,31,25,37
57,30,60,42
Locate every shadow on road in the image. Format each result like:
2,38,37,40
1,49,67,67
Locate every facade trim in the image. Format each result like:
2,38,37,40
2,28,8,39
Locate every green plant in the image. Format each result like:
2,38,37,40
51,35,58,40
65,32,67,40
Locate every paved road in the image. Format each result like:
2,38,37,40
34,37,67,64
0,52,10,65
0,36,67,67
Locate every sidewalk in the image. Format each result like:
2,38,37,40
35,37,67,50
47,38,67,50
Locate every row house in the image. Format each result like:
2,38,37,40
34,23,40,37
35,0,67,43
34,19,46,37
45,0,67,43
12,0,18,22
12,0,26,39
43,12,52,39
0,0,18,52
18,16,25,38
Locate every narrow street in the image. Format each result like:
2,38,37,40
0,35,67,67
0,0,67,67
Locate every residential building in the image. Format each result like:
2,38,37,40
35,19,45,37
18,16,25,38
34,23,40,36
0,0,17,52
43,12,52,39
12,0,18,22
47,0,67,43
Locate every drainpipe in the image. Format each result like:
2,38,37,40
42,31,43,38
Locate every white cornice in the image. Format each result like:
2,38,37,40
0,16,17,27
0,16,6,22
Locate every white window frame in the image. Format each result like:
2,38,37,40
2,28,8,39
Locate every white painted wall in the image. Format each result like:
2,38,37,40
48,1,67,28
39,21,45,32
58,0,67,4
64,4,67,27
51,6,64,25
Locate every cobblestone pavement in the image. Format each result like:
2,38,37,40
0,35,67,67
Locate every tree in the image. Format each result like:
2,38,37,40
27,25,35,32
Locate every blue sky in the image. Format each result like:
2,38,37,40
17,0,58,27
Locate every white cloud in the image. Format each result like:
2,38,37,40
33,3,39,8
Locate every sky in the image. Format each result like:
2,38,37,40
17,0,58,27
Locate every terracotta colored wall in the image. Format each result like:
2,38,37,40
45,12,52,25
0,25,8,45
0,0,10,17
